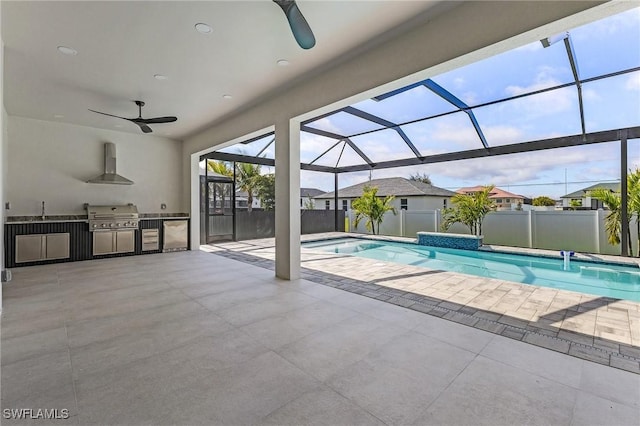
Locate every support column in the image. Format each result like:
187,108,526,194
621,132,629,256
334,173,339,231
275,119,301,280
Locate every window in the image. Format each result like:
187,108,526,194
325,200,330,210
342,200,348,211
495,198,503,203
505,198,511,203
400,198,408,210
443,199,447,208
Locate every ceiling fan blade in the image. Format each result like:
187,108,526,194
88,109,129,120
273,0,316,49
134,122,153,133
135,116,178,124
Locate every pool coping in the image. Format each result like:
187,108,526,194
203,233,640,374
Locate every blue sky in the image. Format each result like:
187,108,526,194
220,7,640,200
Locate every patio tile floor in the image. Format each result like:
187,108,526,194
3,247,639,424
205,233,640,374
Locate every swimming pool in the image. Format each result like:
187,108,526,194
303,237,640,302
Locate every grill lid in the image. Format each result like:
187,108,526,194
87,204,139,218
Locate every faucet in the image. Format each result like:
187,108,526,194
41,201,45,220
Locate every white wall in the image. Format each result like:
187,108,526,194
7,116,182,215
1,5,5,308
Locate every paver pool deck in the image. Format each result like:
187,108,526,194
204,233,640,374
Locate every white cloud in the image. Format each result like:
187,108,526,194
625,72,640,91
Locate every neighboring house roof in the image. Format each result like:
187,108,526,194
314,177,456,199
456,186,525,200
301,188,325,198
560,182,620,198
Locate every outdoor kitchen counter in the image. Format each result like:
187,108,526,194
5,213,189,224
4,214,190,268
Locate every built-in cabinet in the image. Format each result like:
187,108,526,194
93,230,135,255
15,233,70,263
5,217,189,268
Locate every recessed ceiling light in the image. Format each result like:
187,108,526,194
57,46,77,56
222,94,232,100
154,74,168,80
195,23,212,34
53,114,64,119
277,59,290,66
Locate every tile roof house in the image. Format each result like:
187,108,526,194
314,177,455,211
560,182,620,210
456,186,527,211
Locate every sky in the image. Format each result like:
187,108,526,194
218,7,640,200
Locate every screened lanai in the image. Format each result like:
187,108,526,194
203,7,640,254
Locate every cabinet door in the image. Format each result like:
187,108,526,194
45,233,70,260
93,232,114,255
116,230,135,253
15,235,44,263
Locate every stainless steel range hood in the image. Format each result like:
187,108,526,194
87,142,134,185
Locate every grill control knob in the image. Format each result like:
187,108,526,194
92,224,97,228
116,223,121,227
101,223,106,228
109,223,114,228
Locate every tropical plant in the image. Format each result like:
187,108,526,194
206,160,233,213
569,199,582,210
408,172,432,185
351,185,397,235
532,196,556,206
590,187,630,255
441,185,496,236
590,169,640,256
235,162,262,212
207,160,232,177
303,195,315,210
255,174,276,210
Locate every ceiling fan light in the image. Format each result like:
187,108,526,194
57,46,77,56
195,23,212,34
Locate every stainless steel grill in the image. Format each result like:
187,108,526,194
87,204,139,232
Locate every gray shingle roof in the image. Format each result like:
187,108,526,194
561,182,620,198
301,188,325,198
314,177,456,199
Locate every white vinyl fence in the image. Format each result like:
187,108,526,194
346,209,638,256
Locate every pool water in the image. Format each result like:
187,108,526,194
303,238,640,302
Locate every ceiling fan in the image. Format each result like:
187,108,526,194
89,100,177,134
273,0,316,49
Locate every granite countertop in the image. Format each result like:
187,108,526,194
6,213,189,224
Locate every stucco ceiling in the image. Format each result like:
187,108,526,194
1,1,449,140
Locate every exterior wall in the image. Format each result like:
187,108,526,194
6,116,182,215
316,196,449,211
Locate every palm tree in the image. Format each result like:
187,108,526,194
442,185,496,236
207,159,232,177
235,162,262,212
206,160,233,213
351,185,397,235
590,169,640,256
590,187,630,255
